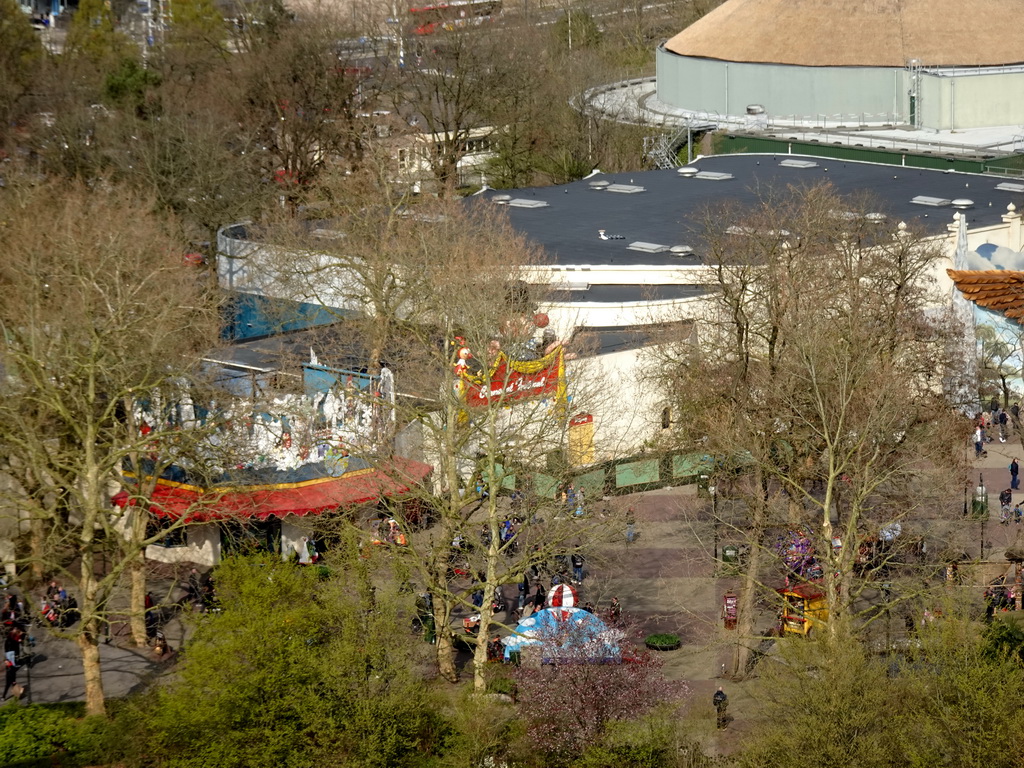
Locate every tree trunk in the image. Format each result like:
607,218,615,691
129,555,148,647
127,505,150,647
733,471,768,678
471,585,495,692
472,432,502,693
28,514,45,585
77,626,106,717
435,615,459,683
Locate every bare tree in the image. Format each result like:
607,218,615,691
247,177,620,687
657,184,966,670
0,179,219,715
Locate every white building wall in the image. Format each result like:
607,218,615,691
281,517,316,562
145,524,221,567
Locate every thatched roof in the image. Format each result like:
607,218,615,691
664,0,1024,68
948,270,1024,322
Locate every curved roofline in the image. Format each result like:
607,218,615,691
664,0,1024,69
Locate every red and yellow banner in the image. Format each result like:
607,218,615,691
459,346,566,408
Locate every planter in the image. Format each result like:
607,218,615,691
644,633,681,651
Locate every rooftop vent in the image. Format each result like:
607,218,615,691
996,182,1024,193
865,212,887,223
779,159,819,169
565,282,591,292
627,241,669,253
491,194,511,203
507,198,549,209
727,225,790,237
951,198,974,209
311,228,346,240
746,104,766,115
588,180,610,188
910,195,951,207
676,166,699,177
670,245,694,255
695,171,734,181
605,183,646,194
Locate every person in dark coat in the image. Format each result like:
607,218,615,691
2,660,16,700
713,687,729,729
532,583,546,612
1011,458,1020,491
571,553,585,584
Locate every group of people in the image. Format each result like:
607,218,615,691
985,581,1019,616
999,485,1023,524
41,581,78,629
562,484,587,517
975,401,1020,457
2,592,29,700
184,568,217,613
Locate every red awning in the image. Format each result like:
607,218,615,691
112,458,432,522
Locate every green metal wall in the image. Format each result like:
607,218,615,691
657,47,899,120
714,134,995,173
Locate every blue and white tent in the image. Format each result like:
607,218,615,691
503,606,622,662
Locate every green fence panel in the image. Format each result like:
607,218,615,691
534,473,559,499
672,453,714,480
574,468,606,498
615,458,660,488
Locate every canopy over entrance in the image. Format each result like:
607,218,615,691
113,457,432,522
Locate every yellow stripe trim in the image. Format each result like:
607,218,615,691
122,466,376,494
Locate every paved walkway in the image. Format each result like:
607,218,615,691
8,437,1010,755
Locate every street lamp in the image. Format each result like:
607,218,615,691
973,472,989,560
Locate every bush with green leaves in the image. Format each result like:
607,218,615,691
0,701,117,766
128,549,450,768
644,634,681,651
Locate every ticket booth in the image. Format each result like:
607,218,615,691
777,583,828,636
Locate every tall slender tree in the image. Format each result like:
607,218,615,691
0,179,219,715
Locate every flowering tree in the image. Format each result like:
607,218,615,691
509,620,685,762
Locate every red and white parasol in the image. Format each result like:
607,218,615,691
547,583,578,608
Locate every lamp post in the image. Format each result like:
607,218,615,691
710,481,719,562
973,472,988,561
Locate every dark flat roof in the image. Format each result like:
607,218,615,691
481,154,1022,266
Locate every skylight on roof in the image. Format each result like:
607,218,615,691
779,159,819,168
627,241,669,253
605,184,645,194
996,182,1024,193
507,199,550,209
694,171,734,181
910,196,951,207
311,228,346,240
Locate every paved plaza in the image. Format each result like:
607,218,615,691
8,435,1020,754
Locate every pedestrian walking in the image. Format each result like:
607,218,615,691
1000,409,1010,442
2,659,16,700
1011,458,1020,491
517,572,530,611
713,687,729,730
571,553,585,584
532,583,546,612
625,507,637,544
975,425,986,458
1000,488,1013,523
608,596,622,624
